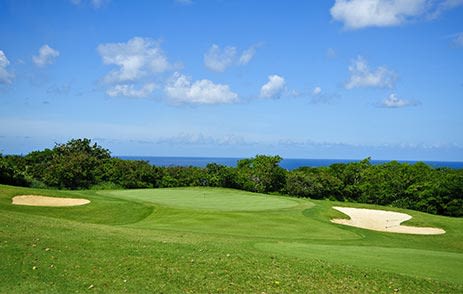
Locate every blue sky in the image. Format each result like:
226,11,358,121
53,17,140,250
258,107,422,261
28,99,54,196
0,0,462,161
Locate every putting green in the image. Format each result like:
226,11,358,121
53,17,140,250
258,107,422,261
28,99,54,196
103,188,300,211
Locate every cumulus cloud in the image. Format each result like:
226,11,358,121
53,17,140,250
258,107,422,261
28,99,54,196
32,45,60,67
204,44,258,72
106,83,156,98
98,37,172,84
380,93,420,108
0,50,14,84
260,75,286,99
331,0,463,29
346,56,396,89
165,72,238,104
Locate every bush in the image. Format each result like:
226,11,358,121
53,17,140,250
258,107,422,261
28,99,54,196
0,155,30,186
100,158,160,189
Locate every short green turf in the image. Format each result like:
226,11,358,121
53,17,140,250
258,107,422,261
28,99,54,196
0,184,462,293
104,187,299,211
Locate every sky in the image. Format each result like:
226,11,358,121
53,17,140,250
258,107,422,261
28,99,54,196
0,0,462,161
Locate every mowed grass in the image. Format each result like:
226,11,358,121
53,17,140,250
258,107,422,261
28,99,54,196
0,184,462,293
105,187,299,211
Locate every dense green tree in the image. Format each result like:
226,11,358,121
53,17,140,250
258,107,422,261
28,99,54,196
204,163,238,188
285,167,342,199
159,166,205,188
328,158,371,201
99,158,161,189
285,170,322,198
23,149,54,184
0,155,29,186
236,155,286,193
42,139,111,189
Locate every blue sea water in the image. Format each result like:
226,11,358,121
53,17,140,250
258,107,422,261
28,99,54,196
118,156,463,170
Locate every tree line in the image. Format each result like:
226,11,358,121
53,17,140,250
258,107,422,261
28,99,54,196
1,138,462,216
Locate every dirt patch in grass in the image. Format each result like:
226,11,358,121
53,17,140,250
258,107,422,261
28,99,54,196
12,195,90,207
331,206,445,235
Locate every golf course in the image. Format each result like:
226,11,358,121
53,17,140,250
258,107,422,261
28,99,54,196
1,184,462,293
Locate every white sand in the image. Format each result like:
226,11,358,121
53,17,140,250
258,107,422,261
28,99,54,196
12,195,90,207
331,206,445,235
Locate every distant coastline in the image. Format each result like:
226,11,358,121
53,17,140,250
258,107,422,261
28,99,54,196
118,156,463,170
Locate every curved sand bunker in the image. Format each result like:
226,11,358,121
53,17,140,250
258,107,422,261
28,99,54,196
331,206,445,235
12,195,90,207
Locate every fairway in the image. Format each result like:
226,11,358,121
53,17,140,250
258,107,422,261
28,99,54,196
255,242,463,284
1,184,462,293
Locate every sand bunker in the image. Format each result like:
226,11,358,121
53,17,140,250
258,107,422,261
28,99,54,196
12,195,90,207
331,206,445,235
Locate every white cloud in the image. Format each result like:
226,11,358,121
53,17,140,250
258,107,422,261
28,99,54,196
106,83,156,98
380,93,419,108
346,56,396,89
260,75,286,99
312,86,322,95
204,44,237,72
331,0,463,29
239,45,257,65
204,44,258,72
165,72,238,104
331,0,426,29
32,45,60,67
98,37,172,84
0,50,14,84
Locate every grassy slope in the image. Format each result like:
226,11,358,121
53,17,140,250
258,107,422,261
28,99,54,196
0,184,462,293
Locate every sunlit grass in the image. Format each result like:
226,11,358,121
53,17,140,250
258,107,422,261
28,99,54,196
1,184,462,293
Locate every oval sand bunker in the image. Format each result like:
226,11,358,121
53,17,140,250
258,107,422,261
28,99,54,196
331,206,445,235
12,195,90,207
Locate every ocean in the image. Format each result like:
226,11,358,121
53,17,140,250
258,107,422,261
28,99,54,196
118,156,463,170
